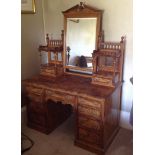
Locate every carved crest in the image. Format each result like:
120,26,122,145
62,2,103,17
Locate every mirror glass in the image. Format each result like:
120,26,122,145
65,17,97,74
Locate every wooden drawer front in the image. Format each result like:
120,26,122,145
78,116,101,131
41,68,55,74
78,105,101,119
92,75,113,87
93,76,111,84
78,97,101,109
45,90,75,104
28,101,45,114
78,128,100,145
40,69,55,76
26,86,43,95
28,113,46,126
28,93,43,103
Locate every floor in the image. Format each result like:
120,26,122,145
21,115,133,155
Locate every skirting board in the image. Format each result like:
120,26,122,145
21,106,133,130
120,110,133,130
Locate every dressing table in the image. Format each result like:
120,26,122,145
23,2,125,155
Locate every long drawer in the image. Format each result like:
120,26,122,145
78,105,101,119
78,116,101,131
78,128,101,146
78,97,102,109
45,90,75,105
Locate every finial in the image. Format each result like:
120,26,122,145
120,36,125,43
46,33,50,46
61,30,64,41
77,2,85,11
80,2,85,8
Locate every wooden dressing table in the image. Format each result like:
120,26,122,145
23,2,125,155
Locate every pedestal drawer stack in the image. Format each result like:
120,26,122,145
25,86,72,134
75,96,105,154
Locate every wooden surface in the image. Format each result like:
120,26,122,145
23,74,116,99
23,74,121,155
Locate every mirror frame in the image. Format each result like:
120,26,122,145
62,2,103,77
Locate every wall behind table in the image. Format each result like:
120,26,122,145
43,0,133,129
21,0,46,80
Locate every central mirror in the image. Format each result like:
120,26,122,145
66,18,96,69
62,2,102,76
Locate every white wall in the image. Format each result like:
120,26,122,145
43,0,133,129
21,0,45,80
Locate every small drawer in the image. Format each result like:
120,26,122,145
78,128,101,145
26,86,43,95
40,69,55,77
78,105,101,119
78,97,101,109
93,76,111,84
78,116,101,131
92,76,113,87
28,112,46,126
41,68,55,74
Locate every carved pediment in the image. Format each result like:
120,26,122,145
62,2,103,17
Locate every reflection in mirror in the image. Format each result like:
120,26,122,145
66,18,97,73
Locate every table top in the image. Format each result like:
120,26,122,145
23,74,120,100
